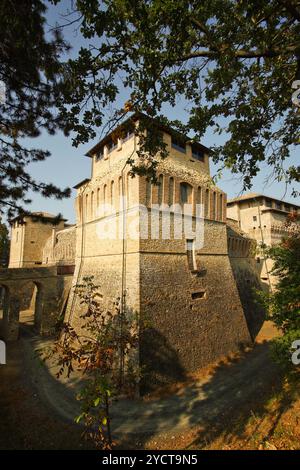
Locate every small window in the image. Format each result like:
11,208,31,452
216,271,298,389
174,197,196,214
191,144,205,161
171,136,186,153
191,290,206,300
253,216,257,222
186,239,197,271
256,257,261,264
275,201,282,210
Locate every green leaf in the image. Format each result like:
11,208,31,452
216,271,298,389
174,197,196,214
94,397,101,407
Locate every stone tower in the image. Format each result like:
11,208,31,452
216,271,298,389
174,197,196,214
66,114,252,384
8,212,65,268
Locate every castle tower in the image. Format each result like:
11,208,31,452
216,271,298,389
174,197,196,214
8,212,65,268
67,114,252,384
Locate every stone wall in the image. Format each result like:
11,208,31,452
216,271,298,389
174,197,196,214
42,226,76,266
139,220,252,390
227,225,265,340
9,217,65,268
0,267,73,341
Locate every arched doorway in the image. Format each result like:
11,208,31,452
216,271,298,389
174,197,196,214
19,281,44,334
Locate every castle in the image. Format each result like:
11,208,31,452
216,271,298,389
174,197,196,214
227,193,300,288
2,114,271,384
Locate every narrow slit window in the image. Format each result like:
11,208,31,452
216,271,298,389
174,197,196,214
204,189,209,217
158,174,164,205
146,179,151,206
168,177,174,206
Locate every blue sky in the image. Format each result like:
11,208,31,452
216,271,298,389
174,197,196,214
22,1,300,224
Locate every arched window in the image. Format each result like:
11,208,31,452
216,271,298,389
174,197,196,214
168,177,174,206
118,176,123,211
146,179,151,206
103,184,107,208
111,180,114,207
158,174,164,205
197,186,202,205
219,194,223,221
204,189,209,217
126,173,131,206
85,193,89,220
180,182,193,205
91,191,94,219
97,187,100,214
211,192,216,220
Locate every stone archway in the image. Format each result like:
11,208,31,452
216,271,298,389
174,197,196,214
19,281,44,334
0,266,73,340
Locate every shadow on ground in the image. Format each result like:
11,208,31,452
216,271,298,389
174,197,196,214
0,317,297,450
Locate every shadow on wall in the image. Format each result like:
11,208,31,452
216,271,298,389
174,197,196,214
230,259,266,341
139,327,187,395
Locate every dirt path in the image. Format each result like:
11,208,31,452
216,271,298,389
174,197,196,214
0,321,285,449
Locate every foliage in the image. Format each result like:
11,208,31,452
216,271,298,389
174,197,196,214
3,1,300,214
0,0,71,218
46,276,139,449
53,0,300,191
262,217,300,368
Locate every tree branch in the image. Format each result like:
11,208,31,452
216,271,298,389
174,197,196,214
176,43,300,62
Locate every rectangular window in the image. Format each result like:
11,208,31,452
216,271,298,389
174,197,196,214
191,144,205,161
253,215,257,221
275,201,282,210
186,239,197,271
171,136,186,153
191,290,206,300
